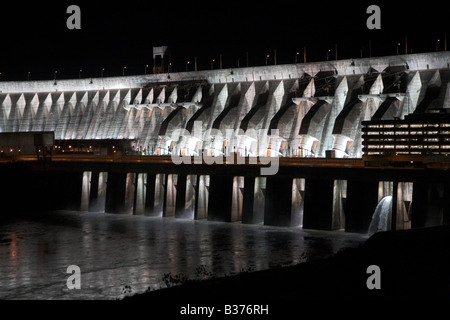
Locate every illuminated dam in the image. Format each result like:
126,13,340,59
1,51,450,233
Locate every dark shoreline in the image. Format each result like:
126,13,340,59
126,225,450,300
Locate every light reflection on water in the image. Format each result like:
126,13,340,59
0,211,367,300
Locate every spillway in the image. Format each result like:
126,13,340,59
0,52,449,158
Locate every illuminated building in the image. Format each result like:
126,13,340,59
363,109,450,156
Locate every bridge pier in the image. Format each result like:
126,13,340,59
174,174,187,218
88,172,99,212
231,176,244,222
154,173,166,217
208,175,234,222
105,172,135,214
133,173,146,215
141,173,156,216
175,174,196,219
51,171,83,211
303,178,337,231
411,181,450,228
395,182,413,231
89,172,100,212
292,178,305,227
185,175,197,219
105,172,126,214
129,172,176,217
81,172,91,212
84,171,108,212
345,180,379,233
195,175,209,220
242,177,264,224
125,173,136,214
163,174,177,217
134,173,168,217
264,177,294,227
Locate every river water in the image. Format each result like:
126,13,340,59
0,211,367,300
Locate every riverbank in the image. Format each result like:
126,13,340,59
127,225,450,300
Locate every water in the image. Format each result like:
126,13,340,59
368,196,393,235
0,211,367,300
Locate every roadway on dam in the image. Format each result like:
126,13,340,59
2,154,450,182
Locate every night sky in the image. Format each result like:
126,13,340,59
0,1,447,81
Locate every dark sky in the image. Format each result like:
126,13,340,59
0,1,447,80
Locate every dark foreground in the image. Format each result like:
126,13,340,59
127,225,450,301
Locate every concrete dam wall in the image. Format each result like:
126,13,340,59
0,52,449,158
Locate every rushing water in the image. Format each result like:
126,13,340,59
368,196,393,235
0,211,367,300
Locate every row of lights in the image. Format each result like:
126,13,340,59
180,38,448,71
1,145,121,154
6,67,115,82
2,38,446,81
0,149,21,153
3,52,303,81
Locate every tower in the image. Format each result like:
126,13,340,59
153,46,168,74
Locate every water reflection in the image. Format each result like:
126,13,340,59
0,212,366,300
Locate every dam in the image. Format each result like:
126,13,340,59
1,51,450,234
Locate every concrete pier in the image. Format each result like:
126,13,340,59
241,177,265,224
2,157,450,234
143,173,157,216
411,182,450,228
303,178,335,230
207,175,234,222
105,172,127,214
345,180,379,233
264,176,294,227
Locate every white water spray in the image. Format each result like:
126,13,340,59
368,196,392,235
